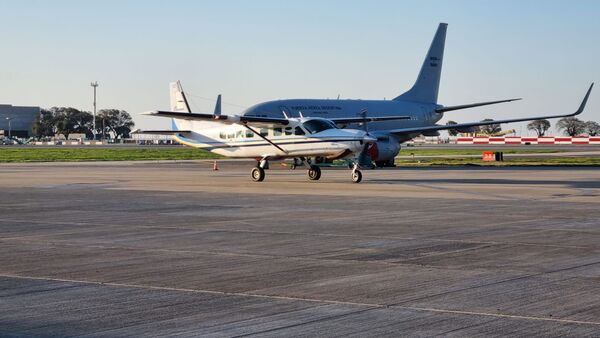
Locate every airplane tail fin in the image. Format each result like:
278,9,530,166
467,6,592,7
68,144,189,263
169,81,192,113
394,23,447,104
214,94,222,116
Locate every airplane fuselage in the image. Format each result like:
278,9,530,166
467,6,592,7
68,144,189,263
243,99,444,142
172,118,370,159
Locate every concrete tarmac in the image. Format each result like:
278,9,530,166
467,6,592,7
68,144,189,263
1,160,599,337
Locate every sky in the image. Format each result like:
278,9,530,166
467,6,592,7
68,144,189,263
0,0,598,135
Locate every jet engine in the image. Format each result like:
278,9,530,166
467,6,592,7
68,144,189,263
367,135,401,167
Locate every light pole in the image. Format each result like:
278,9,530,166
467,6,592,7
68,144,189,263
5,117,12,139
91,81,99,140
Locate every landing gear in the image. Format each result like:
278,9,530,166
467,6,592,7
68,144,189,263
375,159,396,168
251,167,265,182
290,157,301,170
307,165,321,181
251,159,268,182
351,166,362,183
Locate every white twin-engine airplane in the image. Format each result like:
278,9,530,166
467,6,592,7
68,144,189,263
139,23,593,183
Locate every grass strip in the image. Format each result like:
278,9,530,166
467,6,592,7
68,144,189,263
0,147,222,162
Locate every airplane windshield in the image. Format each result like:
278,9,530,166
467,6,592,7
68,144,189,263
302,119,337,134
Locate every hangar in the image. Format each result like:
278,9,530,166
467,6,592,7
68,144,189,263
0,104,40,138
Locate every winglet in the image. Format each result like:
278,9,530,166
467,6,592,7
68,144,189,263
214,94,222,116
572,83,594,116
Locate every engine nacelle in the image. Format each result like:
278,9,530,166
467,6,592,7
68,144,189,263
368,135,401,163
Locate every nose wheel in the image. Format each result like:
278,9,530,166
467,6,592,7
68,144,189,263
307,165,321,181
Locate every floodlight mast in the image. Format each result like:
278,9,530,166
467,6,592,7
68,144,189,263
91,81,99,140
5,117,11,139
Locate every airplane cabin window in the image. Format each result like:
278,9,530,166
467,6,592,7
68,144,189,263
273,128,282,136
284,127,292,135
246,130,254,138
227,133,235,139
236,130,243,138
259,128,269,136
219,132,226,139
294,127,305,135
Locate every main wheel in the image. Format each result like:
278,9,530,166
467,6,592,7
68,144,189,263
251,167,265,182
351,170,362,183
307,165,321,181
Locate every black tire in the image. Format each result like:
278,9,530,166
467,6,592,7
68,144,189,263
351,170,362,183
251,167,265,182
307,165,321,181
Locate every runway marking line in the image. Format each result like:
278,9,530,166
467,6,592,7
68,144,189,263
2,273,600,327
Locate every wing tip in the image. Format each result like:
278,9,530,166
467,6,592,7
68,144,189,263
574,82,594,115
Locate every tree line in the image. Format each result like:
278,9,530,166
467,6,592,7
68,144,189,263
446,117,600,137
32,107,134,140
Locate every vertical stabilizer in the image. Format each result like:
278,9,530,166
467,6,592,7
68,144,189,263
214,94,222,116
169,81,192,112
394,23,447,103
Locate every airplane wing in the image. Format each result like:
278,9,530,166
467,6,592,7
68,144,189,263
144,111,291,126
131,129,191,135
330,116,412,125
435,98,522,113
389,83,593,137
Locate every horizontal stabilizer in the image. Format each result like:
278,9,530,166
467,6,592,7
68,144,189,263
389,83,593,136
436,98,522,113
144,110,291,126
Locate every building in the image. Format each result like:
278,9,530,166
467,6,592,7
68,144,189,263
0,104,40,138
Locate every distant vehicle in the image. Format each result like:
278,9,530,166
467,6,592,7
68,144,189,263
1,137,16,145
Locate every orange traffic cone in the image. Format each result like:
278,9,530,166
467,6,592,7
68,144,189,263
213,161,219,171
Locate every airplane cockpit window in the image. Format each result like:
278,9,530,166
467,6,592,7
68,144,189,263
302,119,337,134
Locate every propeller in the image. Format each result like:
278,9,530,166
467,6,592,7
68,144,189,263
357,109,376,168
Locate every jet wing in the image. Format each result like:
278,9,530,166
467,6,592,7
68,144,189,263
144,110,291,126
435,98,522,113
330,115,412,125
389,83,593,137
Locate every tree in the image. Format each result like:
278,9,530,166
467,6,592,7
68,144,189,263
479,119,501,135
96,109,135,139
446,120,459,136
585,121,600,136
32,109,56,138
51,107,93,139
527,119,551,137
556,117,586,136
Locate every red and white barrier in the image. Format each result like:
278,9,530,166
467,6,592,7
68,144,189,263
456,137,600,145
